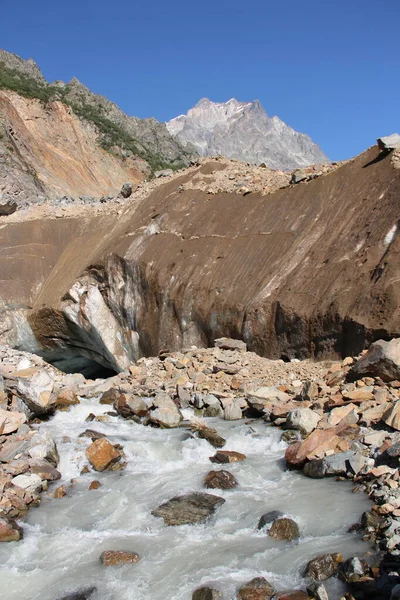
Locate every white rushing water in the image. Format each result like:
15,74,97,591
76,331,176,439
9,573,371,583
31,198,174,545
0,397,372,600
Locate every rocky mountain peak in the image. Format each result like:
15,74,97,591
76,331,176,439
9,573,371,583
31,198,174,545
166,98,329,171
0,48,46,84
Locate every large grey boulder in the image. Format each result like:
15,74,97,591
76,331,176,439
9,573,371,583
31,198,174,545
303,451,365,478
286,408,321,435
4,367,56,416
28,430,59,466
152,492,225,525
149,393,182,428
351,339,400,382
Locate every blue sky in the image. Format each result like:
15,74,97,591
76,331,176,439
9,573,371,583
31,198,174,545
2,0,399,161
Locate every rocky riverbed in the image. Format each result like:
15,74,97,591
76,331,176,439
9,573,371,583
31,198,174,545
0,338,400,599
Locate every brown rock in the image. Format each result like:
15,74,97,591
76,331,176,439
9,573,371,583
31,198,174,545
56,388,80,408
99,388,121,405
382,401,400,430
114,393,148,418
196,427,226,448
305,553,343,581
0,409,26,434
204,470,238,489
0,516,23,542
86,438,122,472
193,588,223,600
342,389,374,403
210,450,246,463
274,592,310,600
100,550,140,566
268,518,300,541
89,480,101,490
237,577,275,599
53,485,67,498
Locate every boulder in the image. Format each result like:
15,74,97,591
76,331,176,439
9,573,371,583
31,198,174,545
327,403,358,426
285,419,353,467
29,459,61,481
350,339,400,382
0,516,23,542
342,388,374,403
120,182,134,198
286,408,321,435
55,387,80,408
193,588,223,600
197,427,226,448
149,394,182,428
305,582,329,600
214,337,247,352
28,430,59,466
338,557,371,583
100,550,140,566
303,450,365,478
114,393,148,418
86,438,123,471
268,518,300,541
377,134,400,151
204,470,238,489
56,587,97,600
257,510,284,530
248,387,290,412
224,402,242,420
5,367,55,415
99,388,121,405
305,553,343,581
12,473,42,494
0,408,26,434
151,492,225,526
237,576,275,599
210,450,246,464
382,401,400,431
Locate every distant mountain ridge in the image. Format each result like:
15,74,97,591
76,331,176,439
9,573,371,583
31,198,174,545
167,98,329,171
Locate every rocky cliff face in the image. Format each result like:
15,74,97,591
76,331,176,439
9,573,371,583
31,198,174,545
167,98,329,171
0,145,399,375
0,49,194,207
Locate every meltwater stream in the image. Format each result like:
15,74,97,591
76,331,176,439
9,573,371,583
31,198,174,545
0,397,372,600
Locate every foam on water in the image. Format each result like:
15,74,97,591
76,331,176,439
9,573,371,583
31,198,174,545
0,398,372,600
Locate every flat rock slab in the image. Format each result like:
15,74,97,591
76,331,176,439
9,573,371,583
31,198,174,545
210,450,246,463
152,492,225,525
100,550,140,566
214,337,246,352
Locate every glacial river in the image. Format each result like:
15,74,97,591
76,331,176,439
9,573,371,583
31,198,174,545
0,397,371,600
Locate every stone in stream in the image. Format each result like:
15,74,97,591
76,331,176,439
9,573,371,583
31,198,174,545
100,550,140,566
204,469,238,489
0,516,23,542
56,587,97,600
338,557,371,583
257,510,284,530
210,450,246,463
151,492,225,525
28,430,59,466
55,387,80,408
53,485,67,498
306,582,329,600
79,429,105,441
85,438,123,471
4,367,56,416
268,518,300,541
192,587,223,600
99,387,121,405
237,576,275,599
89,480,101,490
305,553,343,581
197,427,226,448
114,393,148,418
224,402,243,420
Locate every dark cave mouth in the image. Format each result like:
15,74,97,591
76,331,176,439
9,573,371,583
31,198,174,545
41,353,119,379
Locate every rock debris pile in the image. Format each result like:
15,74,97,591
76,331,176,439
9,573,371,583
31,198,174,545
1,337,400,599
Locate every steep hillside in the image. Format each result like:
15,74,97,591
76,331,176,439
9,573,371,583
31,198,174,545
0,49,194,207
167,98,329,170
0,145,399,375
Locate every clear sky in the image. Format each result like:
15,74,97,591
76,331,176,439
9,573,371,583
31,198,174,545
2,0,399,161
